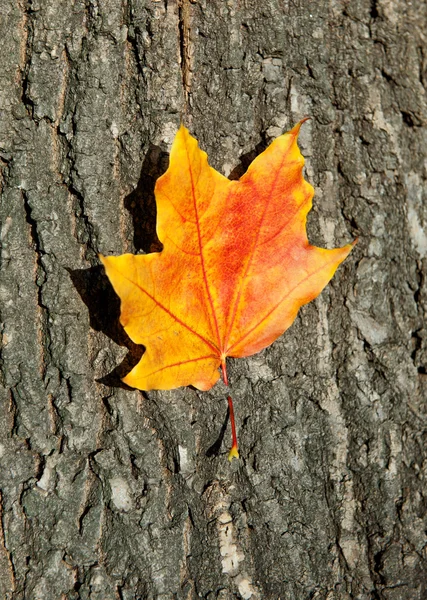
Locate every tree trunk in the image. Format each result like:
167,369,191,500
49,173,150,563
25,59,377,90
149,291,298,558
1,0,426,598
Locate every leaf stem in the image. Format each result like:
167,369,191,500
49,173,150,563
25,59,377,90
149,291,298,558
227,396,239,461
221,359,239,461
221,358,229,386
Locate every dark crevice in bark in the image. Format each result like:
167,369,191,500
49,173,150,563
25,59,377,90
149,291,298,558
305,59,316,80
22,190,52,384
51,1,101,265
83,0,101,37
116,584,125,600
47,394,61,438
321,463,352,580
125,22,145,80
34,453,46,482
178,0,191,113
380,68,397,85
22,191,45,262
72,182,99,262
124,0,148,102
0,157,11,199
19,0,36,119
370,0,380,19
0,490,17,593
366,532,385,598
418,46,426,89
22,190,48,309
78,503,92,535
8,390,19,437
401,110,422,128
54,93,99,263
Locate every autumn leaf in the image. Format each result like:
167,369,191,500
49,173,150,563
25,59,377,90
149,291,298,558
100,121,354,457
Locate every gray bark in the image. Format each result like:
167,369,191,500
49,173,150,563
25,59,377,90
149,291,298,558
1,0,427,598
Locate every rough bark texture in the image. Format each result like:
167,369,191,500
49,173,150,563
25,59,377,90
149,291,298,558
1,0,427,598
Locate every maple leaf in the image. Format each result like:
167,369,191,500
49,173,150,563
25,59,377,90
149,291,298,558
100,121,354,457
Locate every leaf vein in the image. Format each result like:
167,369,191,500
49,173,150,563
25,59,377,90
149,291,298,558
139,354,218,379
184,138,222,350
108,262,219,354
226,251,342,355
223,142,295,350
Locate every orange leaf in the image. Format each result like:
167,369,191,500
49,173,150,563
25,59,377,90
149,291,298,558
100,122,354,392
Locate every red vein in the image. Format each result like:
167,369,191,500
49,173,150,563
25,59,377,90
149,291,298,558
225,252,343,355
256,188,312,248
184,138,222,350
164,234,199,256
223,144,295,351
108,262,219,354
137,354,218,379
161,189,196,224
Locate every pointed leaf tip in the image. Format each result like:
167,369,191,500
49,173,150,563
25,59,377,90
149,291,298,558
288,116,311,136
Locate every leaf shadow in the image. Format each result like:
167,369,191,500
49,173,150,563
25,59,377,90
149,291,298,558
205,404,229,457
69,143,169,388
124,143,169,253
68,265,144,389
227,137,268,181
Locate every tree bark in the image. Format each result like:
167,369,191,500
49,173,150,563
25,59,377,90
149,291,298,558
1,0,426,598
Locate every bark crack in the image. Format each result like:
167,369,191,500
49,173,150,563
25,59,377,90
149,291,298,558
52,62,99,263
18,0,36,119
22,190,50,378
178,0,192,114
0,491,16,594
22,190,47,301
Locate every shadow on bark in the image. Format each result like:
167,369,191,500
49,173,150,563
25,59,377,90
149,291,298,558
228,137,268,180
68,265,144,389
205,406,229,457
124,143,168,253
69,144,169,388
